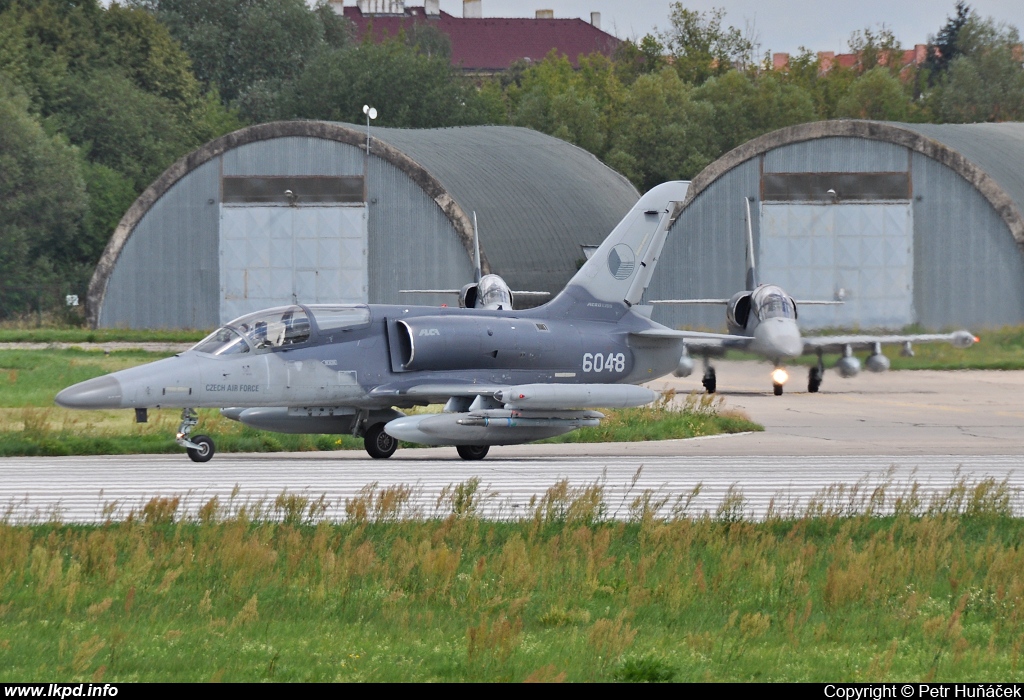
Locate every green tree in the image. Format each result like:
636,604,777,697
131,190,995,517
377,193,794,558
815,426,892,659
924,1,972,81
133,0,348,109
778,48,859,119
930,13,1024,122
56,68,195,191
835,66,914,121
696,70,816,154
0,78,86,316
605,68,716,191
277,38,489,128
658,3,754,85
613,34,667,85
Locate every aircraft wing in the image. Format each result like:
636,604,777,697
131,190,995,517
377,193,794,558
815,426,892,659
400,289,551,297
801,330,978,354
375,382,657,409
630,329,753,351
649,299,730,305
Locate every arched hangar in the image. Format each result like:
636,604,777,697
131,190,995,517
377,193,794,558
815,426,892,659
87,121,639,329
650,120,1024,331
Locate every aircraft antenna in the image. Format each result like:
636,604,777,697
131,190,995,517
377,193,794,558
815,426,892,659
744,197,758,290
472,211,482,283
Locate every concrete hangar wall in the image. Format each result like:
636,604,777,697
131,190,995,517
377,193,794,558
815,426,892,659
650,120,1024,331
88,121,639,329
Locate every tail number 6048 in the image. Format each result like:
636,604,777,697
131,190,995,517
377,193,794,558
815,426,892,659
582,352,625,373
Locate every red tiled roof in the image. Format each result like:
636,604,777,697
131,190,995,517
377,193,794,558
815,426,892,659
343,7,620,70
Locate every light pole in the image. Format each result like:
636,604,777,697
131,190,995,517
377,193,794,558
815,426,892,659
362,104,377,153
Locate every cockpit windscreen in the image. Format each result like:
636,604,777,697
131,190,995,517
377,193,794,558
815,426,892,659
753,286,796,321
191,327,250,355
477,274,513,310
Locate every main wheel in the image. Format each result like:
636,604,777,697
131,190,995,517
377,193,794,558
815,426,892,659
364,423,398,459
456,445,489,461
186,434,215,463
773,383,784,396
702,368,717,394
808,367,822,393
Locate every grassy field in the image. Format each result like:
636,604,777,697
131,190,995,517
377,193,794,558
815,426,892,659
0,349,759,456
0,476,1020,682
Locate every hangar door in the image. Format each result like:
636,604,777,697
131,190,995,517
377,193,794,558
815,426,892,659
219,176,368,324
758,172,913,329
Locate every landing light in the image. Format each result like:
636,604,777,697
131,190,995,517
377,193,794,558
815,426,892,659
771,368,789,385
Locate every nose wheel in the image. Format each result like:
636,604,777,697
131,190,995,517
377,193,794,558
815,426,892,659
176,408,217,462
187,435,215,462
773,382,783,396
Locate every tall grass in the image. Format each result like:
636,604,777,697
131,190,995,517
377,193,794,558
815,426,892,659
0,476,1022,681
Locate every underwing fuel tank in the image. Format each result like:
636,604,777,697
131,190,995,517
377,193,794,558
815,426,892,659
221,407,404,434
494,384,656,409
384,410,603,446
384,383,656,446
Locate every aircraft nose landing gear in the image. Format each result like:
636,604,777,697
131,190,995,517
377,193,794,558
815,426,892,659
176,408,216,462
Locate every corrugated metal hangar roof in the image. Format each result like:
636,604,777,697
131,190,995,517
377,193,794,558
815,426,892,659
373,124,638,294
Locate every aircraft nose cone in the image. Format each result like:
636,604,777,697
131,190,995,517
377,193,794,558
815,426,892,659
755,319,804,360
55,375,123,409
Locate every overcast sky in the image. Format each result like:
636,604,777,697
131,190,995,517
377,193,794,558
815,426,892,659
432,1,1021,55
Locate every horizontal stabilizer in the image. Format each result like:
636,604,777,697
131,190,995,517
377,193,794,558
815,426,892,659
401,289,550,296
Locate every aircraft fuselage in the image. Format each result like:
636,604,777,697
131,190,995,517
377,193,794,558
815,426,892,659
55,302,683,413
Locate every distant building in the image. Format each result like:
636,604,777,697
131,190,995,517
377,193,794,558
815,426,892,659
771,45,933,75
332,1,619,73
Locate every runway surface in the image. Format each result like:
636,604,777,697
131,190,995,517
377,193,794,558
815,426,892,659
2,360,1022,523
2,452,1021,524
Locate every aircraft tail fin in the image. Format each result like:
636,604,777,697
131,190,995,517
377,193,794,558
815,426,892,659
472,212,482,284
744,196,758,291
552,181,689,311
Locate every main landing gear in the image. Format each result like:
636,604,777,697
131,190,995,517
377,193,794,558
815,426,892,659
456,445,490,461
808,352,824,393
364,423,398,459
702,364,717,394
177,408,215,463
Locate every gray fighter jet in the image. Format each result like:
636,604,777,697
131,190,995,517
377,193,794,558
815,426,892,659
654,199,978,395
56,181,741,462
